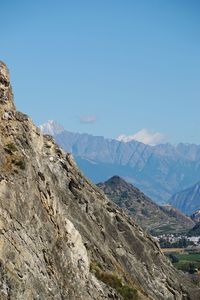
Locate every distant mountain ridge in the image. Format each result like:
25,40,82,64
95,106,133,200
191,209,200,223
97,176,194,235
40,120,200,204
169,181,200,215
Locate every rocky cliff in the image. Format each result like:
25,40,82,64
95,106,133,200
0,62,199,300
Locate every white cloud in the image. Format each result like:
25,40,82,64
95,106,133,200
116,129,166,146
79,115,97,124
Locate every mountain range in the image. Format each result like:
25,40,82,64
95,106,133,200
169,181,200,216
40,121,200,209
2,61,200,299
97,176,195,235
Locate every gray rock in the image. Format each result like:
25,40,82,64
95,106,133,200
0,61,199,300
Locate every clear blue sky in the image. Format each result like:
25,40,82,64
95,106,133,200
1,0,200,144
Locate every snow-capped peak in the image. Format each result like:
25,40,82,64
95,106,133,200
39,120,65,136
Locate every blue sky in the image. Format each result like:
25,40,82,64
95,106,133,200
1,0,200,144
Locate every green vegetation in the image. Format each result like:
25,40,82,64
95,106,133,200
13,159,26,170
168,254,179,263
188,223,200,236
129,207,136,214
156,225,177,233
121,191,128,199
160,237,194,248
5,143,18,153
166,252,200,274
90,261,138,300
141,208,149,217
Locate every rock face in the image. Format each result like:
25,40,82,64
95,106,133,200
169,181,200,215
191,209,200,223
0,62,200,300
188,222,200,237
40,121,200,204
98,176,194,235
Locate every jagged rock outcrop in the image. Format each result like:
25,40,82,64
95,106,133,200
98,176,194,235
0,62,199,300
